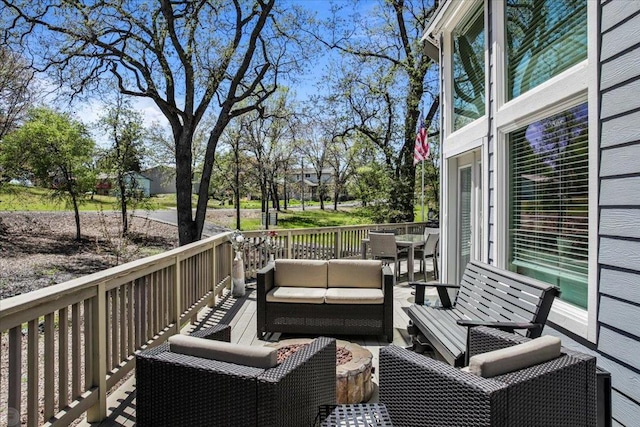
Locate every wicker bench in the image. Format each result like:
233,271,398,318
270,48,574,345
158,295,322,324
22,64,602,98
407,260,559,367
257,259,394,341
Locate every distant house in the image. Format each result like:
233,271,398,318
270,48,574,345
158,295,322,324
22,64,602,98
142,165,176,195
423,1,640,424
96,172,151,198
286,167,333,201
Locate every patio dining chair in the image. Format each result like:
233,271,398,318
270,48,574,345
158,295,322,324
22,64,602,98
369,232,408,280
413,229,439,280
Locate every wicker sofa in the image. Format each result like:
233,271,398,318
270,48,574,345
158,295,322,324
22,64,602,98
136,325,336,427
379,326,597,426
257,259,394,341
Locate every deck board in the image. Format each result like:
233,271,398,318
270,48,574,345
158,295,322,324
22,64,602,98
81,267,438,426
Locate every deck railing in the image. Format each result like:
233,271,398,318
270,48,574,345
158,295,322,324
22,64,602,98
0,221,428,426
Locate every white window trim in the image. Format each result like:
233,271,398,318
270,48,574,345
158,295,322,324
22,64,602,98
493,0,598,342
443,119,487,158
443,147,485,284
443,0,486,140
586,0,599,344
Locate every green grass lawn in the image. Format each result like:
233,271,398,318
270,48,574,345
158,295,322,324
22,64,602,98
1,185,430,230
276,208,370,229
0,185,184,211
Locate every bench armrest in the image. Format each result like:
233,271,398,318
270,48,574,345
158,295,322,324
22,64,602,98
410,281,459,308
456,319,541,332
256,263,275,338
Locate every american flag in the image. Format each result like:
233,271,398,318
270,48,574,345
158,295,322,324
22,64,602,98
413,113,429,165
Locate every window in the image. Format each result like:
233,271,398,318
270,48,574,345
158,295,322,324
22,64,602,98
452,5,485,131
507,103,588,309
506,0,587,100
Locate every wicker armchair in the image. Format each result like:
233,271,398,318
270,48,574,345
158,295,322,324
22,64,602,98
136,333,337,427
379,326,596,427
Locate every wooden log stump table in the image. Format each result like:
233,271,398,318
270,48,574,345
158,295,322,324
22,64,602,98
266,338,374,404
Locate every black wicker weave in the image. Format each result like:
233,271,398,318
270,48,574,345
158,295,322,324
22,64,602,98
136,334,336,427
257,262,394,341
317,404,394,426
379,327,597,427
188,323,232,342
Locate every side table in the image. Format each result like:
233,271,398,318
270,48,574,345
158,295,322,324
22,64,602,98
317,403,393,426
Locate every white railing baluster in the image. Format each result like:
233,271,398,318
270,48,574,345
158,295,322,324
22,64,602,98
44,313,55,421
8,326,22,426
58,307,69,410
27,319,38,427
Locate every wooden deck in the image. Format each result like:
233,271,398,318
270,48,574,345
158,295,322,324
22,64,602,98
82,266,438,427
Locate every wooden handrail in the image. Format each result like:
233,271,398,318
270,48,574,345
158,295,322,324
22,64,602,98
0,222,428,426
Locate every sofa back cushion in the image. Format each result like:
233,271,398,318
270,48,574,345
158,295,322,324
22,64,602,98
169,334,278,369
468,335,562,378
328,259,383,288
275,259,327,288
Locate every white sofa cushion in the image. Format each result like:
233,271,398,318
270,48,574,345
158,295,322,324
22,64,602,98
327,259,383,288
168,334,278,369
266,286,327,304
468,335,562,378
275,259,327,288
324,288,384,304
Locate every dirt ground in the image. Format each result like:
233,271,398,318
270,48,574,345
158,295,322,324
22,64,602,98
0,211,182,299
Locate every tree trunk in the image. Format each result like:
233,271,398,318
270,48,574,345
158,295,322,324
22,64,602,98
118,176,128,235
70,192,81,241
234,146,241,230
283,179,288,210
175,131,197,245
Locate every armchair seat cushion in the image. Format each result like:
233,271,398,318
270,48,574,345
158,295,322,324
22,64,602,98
468,335,561,378
266,286,326,304
274,259,328,288
168,334,278,369
325,288,384,304
328,259,383,288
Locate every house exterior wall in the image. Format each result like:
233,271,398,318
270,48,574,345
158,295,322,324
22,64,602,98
143,166,176,195
428,1,640,424
595,1,640,425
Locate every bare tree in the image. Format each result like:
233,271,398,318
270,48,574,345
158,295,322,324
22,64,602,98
298,115,330,210
327,136,356,210
97,96,146,235
0,46,37,139
242,90,294,226
314,0,439,222
1,0,310,244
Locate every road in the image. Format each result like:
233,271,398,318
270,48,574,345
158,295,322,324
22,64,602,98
135,209,230,237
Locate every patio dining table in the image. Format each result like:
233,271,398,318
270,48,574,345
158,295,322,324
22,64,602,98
361,233,426,281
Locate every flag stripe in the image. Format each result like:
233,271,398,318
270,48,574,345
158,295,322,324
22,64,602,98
413,113,429,165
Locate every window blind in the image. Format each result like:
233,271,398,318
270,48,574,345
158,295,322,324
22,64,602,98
506,0,587,99
508,103,588,309
452,5,485,131
459,167,472,280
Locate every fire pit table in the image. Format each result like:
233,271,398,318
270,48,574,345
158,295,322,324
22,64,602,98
266,338,374,404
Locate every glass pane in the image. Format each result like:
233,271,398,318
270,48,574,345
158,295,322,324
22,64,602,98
508,103,588,309
452,6,485,131
459,167,472,281
506,0,587,99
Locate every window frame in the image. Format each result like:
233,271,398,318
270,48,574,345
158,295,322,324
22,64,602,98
451,3,486,132
493,0,598,342
441,0,487,145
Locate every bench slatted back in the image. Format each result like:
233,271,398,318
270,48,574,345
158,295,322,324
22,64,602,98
454,261,559,337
